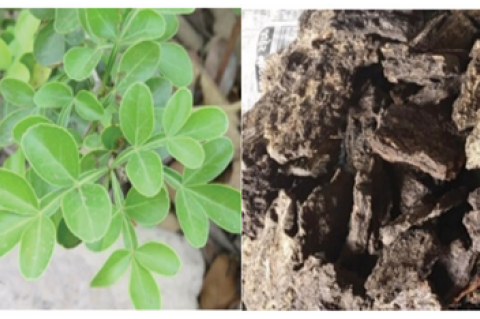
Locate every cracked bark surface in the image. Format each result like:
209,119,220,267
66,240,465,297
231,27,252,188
242,10,480,310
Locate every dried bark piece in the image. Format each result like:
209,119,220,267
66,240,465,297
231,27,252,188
365,228,441,304
345,81,391,173
242,136,288,239
452,40,480,131
296,168,354,262
438,239,477,300
463,210,480,253
345,157,392,255
411,11,480,52
256,10,428,177
381,43,460,86
369,104,465,180
380,187,467,246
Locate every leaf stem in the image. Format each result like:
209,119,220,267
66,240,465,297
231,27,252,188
101,43,119,89
163,167,182,190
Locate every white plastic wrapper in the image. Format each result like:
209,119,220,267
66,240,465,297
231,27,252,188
241,10,304,113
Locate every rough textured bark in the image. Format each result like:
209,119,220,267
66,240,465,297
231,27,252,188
242,10,480,310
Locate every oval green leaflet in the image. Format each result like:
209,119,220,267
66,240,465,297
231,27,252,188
13,115,52,144
74,90,104,121
64,47,103,81
34,82,73,108
158,42,193,87
126,150,164,198
125,187,169,226
0,212,33,258
183,137,234,186
115,41,161,93
176,107,229,141
119,9,166,45
54,9,80,34
167,137,205,169
0,78,35,107
129,259,161,309
162,87,192,137
22,123,80,187
33,21,66,66
91,249,132,287
175,187,209,248
119,82,154,146
0,168,38,214
135,242,180,277
19,215,56,280
62,184,112,242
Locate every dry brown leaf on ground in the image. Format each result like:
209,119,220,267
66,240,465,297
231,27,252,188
200,254,240,309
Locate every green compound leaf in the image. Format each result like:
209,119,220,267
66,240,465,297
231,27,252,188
62,184,112,243
57,218,81,249
158,15,178,42
0,38,12,70
155,9,195,15
175,187,209,248
64,47,103,81
84,9,120,40
176,107,229,141
159,42,193,87
0,212,32,258
0,168,38,214
74,90,104,121
135,242,180,277
129,260,161,310
167,137,205,169
33,21,65,66
0,109,34,147
86,209,122,252
101,126,124,151
0,78,35,107
22,124,79,187
19,215,56,280
126,150,163,198
186,185,241,234
91,249,132,287
183,137,234,186
120,9,165,45
125,187,169,227
34,82,73,108
163,87,192,137
29,9,55,20
146,77,172,108
54,9,80,34
123,215,138,250
119,82,154,146
13,115,52,144
116,41,161,93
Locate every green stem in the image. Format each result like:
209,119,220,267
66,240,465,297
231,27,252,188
101,43,119,89
163,167,182,190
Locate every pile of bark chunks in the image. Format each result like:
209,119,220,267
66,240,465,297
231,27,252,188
242,10,480,310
